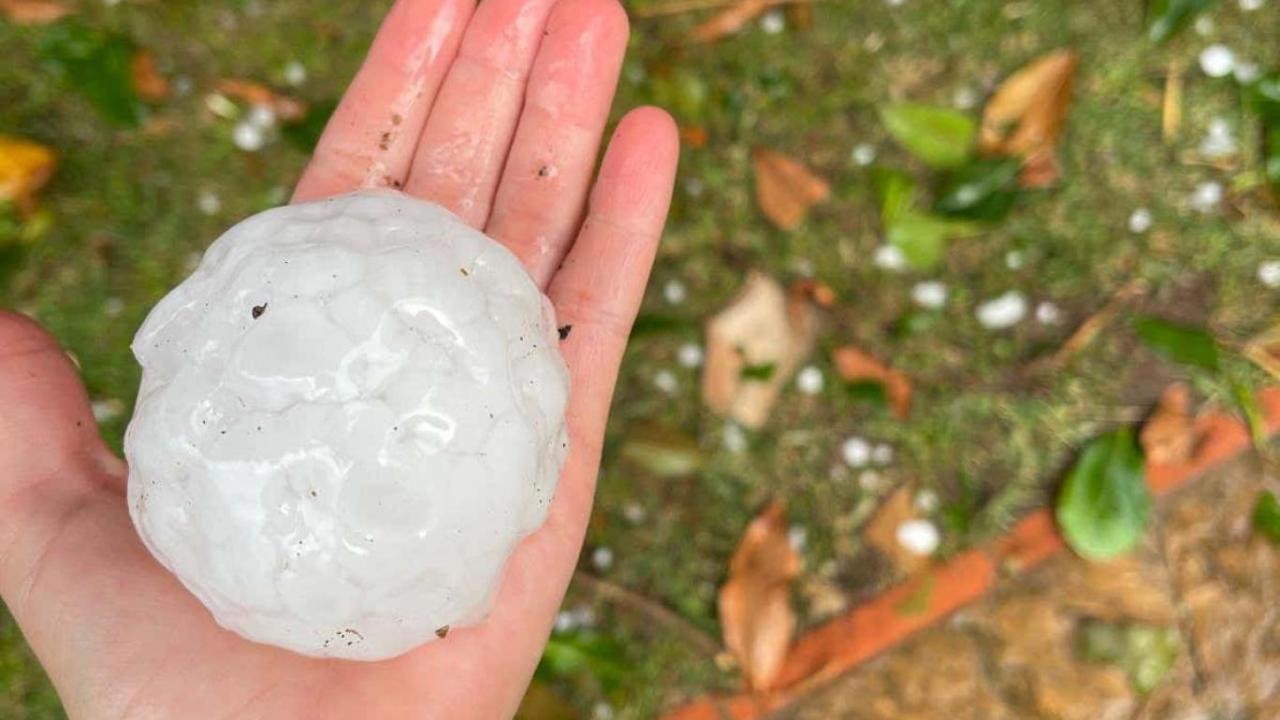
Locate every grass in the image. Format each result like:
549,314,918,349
2,0,1280,717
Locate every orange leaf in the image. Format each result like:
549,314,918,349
0,0,72,24
703,273,819,428
131,50,171,102
680,125,709,148
832,346,913,420
0,135,57,215
752,148,829,231
691,0,771,43
979,49,1078,187
718,501,801,691
1140,383,1196,466
215,78,308,122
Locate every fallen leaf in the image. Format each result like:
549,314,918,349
863,487,930,575
790,279,836,308
0,135,57,215
879,103,976,169
1244,323,1280,381
130,50,170,102
832,346,912,420
718,501,801,691
1162,62,1183,143
784,0,813,30
753,148,830,230
980,49,1079,187
704,273,819,428
1057,428,1151,561
0,0,72,24
1133,315,1220,372
1147,0,1217,44
1254,491,1280,544
1140,383,1196,465
620,424,704,477
38,23,141,128
691,0,771,43
216,78,308,121
680,125,709,148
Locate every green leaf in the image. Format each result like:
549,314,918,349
1247,72,1280,118
1233,382,1268,450
1264,122,1280,195
1078,620,1180,693
619,425,704,478
629,313,692,338
0,245,26,292
870,166,917,227
740,361,777,381
845,380,888,406
1057,428,1151,560
886,211,978,270
38,23,142,128
1253,491,1280,544
535,631,628,692
933,157,1023,220
282,98,338,153
1146,0,1218,44
879,104,976,168
1133,316,1221,371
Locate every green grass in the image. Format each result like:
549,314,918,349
3,0,1280,716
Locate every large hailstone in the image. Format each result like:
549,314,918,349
125,190,570,660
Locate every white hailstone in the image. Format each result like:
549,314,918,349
1258,260,1280,288
760,10,785,34
554,610,577,633
125,191,570,660
851,143,877,167
911,281,948,310
914,489,939,513
976,291,1028,330
871,443,894,466
1035,301,1063,326
197,190,223,216
1199,118,1237,159
663,278,688,305
593,702,615,720
1190,181,1224,213
787,525,808,552
874,244,907,272
1240,0,1265,10
885,0,905,6
246,103,277,130
569,604,596,628
677,342,704,368
284,60,308,87
1199,45,1235,78
1127,207,1153,234
841,436,872,468
622,502,647,525
858,470,885,492
1193,15,1215,36
654,369,679,395
92,398,125,423
896,519,940,556
723,423,748,454
591,546,614,571
1005,250,1026,270
104,297,125,317
231,121,266,152
1234,62,1261,84
796,365,824,395
952,86,979,110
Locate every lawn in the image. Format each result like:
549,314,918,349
2,0,1279,717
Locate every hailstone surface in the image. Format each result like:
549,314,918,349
125,190,570,660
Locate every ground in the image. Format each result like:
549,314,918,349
1,0,1279,717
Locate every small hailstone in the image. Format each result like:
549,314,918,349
1199,118,1237,159
911,281,948,309
91,398,125,423
1035,301,1063,326
1193,15,1215,36
760,10,785,34
104,297,125,317
841,436,872,468
858,470,885,492
851,143,877,167
569,604,596,628
1258,260,1280,288
283,60,308,87
874,244,907,272
723,423,748,454
654,369,679,395
787,525,808,551
622,502,647,525
554,610,577,633
593,702,615,720
792,257,816,277
172,76,194,97
896,519,940,556
1005,250,1026,270
197,190,223,216
976,291,1028,330
591,546,614,571
1127,207,1153,234
663,279,687,305
1240,0,1265,10
1234,62,1261,84
1199,45,1235,78
1190,181,1224,213
871,443,894,466
677,342,704,368
953,87,979,110
915,489,939,514
796,365,824,395
231,121,266,152
246,104,277,130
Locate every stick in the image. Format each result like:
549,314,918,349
573,572,723,657
1024,278,1147,375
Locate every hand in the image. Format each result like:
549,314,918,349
0,0,677,716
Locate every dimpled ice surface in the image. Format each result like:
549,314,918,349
124,190,570,660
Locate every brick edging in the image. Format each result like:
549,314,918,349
661,387,1280,720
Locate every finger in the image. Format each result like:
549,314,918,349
401,0,561,226
484,0,630,288
292,0,475,202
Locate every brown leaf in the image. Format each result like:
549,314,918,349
752,148,829,231
979,49,1078,187
215,78,308,122
789,279,836,308
0,135,57,215
691,0,771,43
1162,61,1184,143
131,50,170,102
680,125,709,148
832,346,913,420
862,487,930,576
703,273,818,428
718,501,801,691
1140,384,1196,465
1244,323,1280,382
0,0,72,24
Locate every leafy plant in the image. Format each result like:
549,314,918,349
1146,0,1218,43
535,630,629,694
933,157,1022,220
38,22,142,127
1133,316,1220,372
1253,491,1280,544
1057,428,1151,560
1078,620,1180,693
879,104,976,169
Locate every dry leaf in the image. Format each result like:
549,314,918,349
863,487,930,575
1140,383,1196,465
790,279,836,308
703,273,818,428
0,135,57,215
679,125,709,149
0,0,72,24
215,78,308,122
832,346,913,420
980,49,1079,187
1244,323,1280,382
1162,62,1183,143
718,501,801,691
753,148,830,231
131,50,170,102
691,0,771,43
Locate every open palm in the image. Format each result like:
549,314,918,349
0,0,677,717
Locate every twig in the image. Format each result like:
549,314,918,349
1025,278,1148,374
633,0,819,19
573,572,723,658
